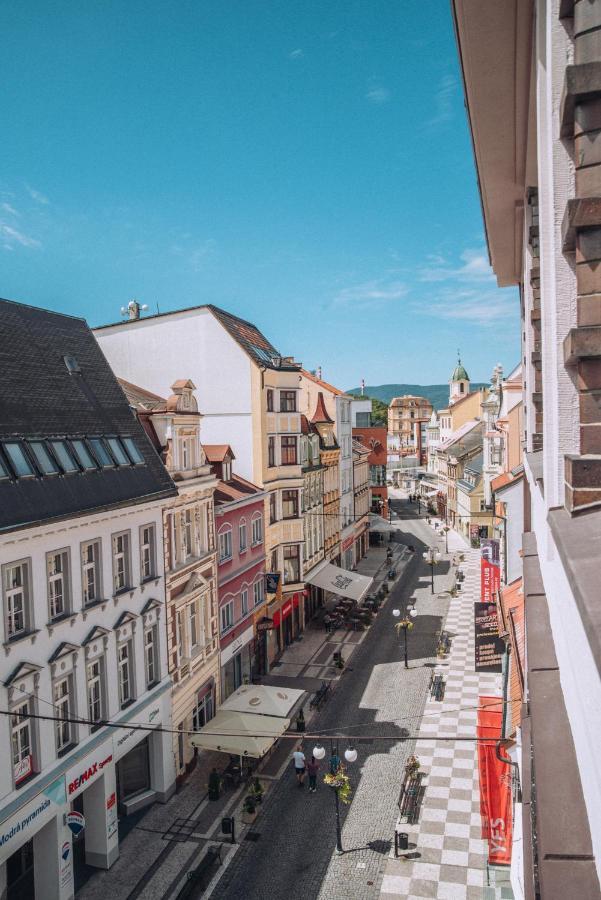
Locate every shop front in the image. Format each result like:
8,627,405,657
272,592,303,654
341,535,355,570
220,623,255,700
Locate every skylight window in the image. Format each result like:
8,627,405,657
122,437,144,464
50,441,79,473
71,440,97,470
4,443,35,477
106,438,129,466
89,439,114,468
0,454,9,480
29,442,59,475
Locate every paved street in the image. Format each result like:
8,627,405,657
211,500,453,900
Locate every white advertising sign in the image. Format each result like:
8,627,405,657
0,776,66,865
65,740,113,801
220,624,255,666
113,702,162,762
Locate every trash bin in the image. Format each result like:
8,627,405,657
397,832,409,851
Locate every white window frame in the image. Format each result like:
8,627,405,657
81,540,102,606
3,559,31,639
12,700,34,786
118,640,134,707
182,509,194,560
144,625,159,686
220,600,234,634
218,528,233,562
54,675,74,753
251,515,263,546
47,548,70,620
253,579,264,607
241,588,249,617
87,658,104,726
239,519,247,553
140,524,156,581
189,601,199,650
112,531,131,594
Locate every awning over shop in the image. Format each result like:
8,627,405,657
220,684,304,718
189,710,289,758
305,560,373,602
368,513,397,533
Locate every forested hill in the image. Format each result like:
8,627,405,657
347,383,488,411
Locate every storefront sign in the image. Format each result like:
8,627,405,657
477,697,513,865
66,811,85,836
66,741,113,799
113,704,162,762
341,535,354,552
256,617,274,631
481,539,500,604
265,573,280,595
221,624,255,665
0,776,66,866
474,602,504,673
60,841,72,889
106,793,118,840
272,600,293,628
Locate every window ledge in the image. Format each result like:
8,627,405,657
47,612,78,634
239,547,248,555
3,629,40,652
14,771,38,791
57,742,78,759
120,699,136,711
113,588,135,605
82,598,109,620
141,575,160,587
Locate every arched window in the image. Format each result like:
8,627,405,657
238,518,247,553
217,525,233,562
251,512,263,546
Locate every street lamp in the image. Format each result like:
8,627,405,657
393,606,418,668
440,525,450,554
422,548,441,593
313,741,357,853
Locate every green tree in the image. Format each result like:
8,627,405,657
370,398,389,426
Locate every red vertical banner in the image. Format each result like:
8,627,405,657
481,539,500,603
477,696,513,865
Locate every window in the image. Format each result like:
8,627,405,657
3,443,34,477
0,453,9,480
282,490,298,519
192,691,214,730
239,521,247,552
144,626,159,686
218,529,232,562
122,437,144,464
253,579,264,606
140,524,156,580
112,531,131,593
281,436,297,465
220,601,234,633
182,509,195,560
82,540,101,605
280,390,296,412
50,441,78,472
90,438,113,468
222,459,232,481
460,382,465,394
30,442,59,474
251,515,263,545
118,641,134,706
87,659,103,726
266,389,274,412
47,549,70,620
283,545,300,584
269,492,277,524
181,437,192,470
106,438,130,466
3,560,31,639
268,436,275,467
12,701,33,785
189,602,199,649
241,589,249,616
356,412,371,428
71,440,97,470
54,677,74,752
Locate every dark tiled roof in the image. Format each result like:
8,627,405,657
464,452,483,475
0,298,176,532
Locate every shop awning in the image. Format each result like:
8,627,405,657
220,684,304,718
305,561,373,602
189,710,290,758
368,513,397,533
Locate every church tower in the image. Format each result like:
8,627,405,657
449,352,470,405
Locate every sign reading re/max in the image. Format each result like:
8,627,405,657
65,742,113,799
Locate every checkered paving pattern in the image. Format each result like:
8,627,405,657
381,545,503,900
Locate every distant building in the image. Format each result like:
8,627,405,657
352,425,388,519
387,395,433,465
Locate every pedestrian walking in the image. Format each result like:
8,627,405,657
307,755,320,793
292,748,306,787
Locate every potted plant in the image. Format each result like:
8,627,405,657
248,777,264,805
242,795,257,824
208,768,221,801
334,652,345,670
323,766,352,804
405,755,421,776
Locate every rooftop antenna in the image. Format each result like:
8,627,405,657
317,366,322,380
120,299,149,321
361,378,365,396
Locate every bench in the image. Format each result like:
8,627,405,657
310,680,332,709
177,846,222,899
398,772,425,825
429,673,446,701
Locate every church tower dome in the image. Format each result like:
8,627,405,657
449,352,470,405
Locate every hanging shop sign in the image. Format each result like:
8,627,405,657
265,573,282,605
474,602,504,673
477,697,513,865
481,539,501,604
256,617,274,631
66,811,85,836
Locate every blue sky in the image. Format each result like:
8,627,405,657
1,1,519,388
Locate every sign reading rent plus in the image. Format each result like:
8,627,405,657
480,539,500,604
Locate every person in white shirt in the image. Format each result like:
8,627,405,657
292,748,306,787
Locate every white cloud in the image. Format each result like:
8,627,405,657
333,278,408,308
1,224,41,249
366,86,391,105
25,184,50,205
422,74,456,129
417,287,517,327
289,48,303,59
1,202,19,216
171,237,217,271
419,248,493,283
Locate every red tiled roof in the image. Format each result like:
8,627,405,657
203,444,235,462
311,391,334,424
491,469,523,493
301,369,349,397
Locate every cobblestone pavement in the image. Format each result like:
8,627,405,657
210,503,452,900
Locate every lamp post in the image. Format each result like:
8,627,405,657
393,606,418,668
313,742,357,853
441,525,450,554
422,547,441,593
